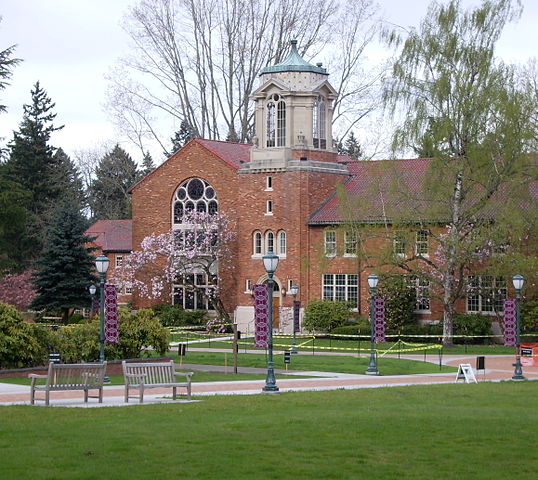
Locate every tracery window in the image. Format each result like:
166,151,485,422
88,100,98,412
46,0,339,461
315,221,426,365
173,178,217,225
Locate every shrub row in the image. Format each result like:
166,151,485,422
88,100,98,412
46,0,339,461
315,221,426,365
0,302,169,368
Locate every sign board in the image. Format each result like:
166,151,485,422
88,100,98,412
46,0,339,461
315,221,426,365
293,300,301,333
503,299,517,346
284,351,291,364
104,284,119,343
253,284,269,348
374,297,386,342
455,363,477,384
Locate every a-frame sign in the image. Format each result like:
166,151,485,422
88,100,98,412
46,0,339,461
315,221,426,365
455,363,478,383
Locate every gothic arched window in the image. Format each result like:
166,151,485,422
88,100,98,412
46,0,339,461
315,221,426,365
173,178,217,225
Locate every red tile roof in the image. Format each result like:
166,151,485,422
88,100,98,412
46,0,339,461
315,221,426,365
309,158,432,224
85,220,132,252
196,138,252,168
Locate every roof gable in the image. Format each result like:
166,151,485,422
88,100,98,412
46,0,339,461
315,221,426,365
86,220,133,252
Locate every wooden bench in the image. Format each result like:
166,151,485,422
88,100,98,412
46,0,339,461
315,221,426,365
29,362,107,406
122,360,193,403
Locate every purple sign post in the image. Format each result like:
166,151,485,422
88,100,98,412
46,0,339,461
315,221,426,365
253,284,269,348
503,298,516,347
104,284,119,343
374,297,386,343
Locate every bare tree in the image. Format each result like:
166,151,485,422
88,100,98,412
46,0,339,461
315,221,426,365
106,0,381,157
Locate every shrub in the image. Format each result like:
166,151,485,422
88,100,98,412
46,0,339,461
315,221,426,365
331,319,369,336
54,322,100,363
0,302,44,368
109,308,169,359
453,313,491,344
68,313,86,324
303,300,352,333
151,304,208,327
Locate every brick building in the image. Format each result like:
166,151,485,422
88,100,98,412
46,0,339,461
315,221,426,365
96,40,532,333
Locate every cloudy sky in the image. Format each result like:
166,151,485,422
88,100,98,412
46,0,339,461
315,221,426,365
1,0,537,164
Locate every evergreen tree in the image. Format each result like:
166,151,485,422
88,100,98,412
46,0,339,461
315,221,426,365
90,144,139,220
140,151,156,177
340,131,363,160
51,148,87,213
0,21,21,115
170,120,195,154
0,165,30,270
4,82,63,261
30,198,96,323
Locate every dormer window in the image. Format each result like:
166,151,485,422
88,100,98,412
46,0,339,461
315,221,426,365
313,96,326,149
267,94,286,147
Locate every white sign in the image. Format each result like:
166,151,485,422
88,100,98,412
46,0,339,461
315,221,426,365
455,363,477,384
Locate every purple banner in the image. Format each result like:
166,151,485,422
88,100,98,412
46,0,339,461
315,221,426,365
293,300,301,333
503,298,516,347
104,284,119,343
253,284,269,348
374,297,386,342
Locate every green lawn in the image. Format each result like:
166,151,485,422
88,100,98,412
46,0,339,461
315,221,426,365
170,350,455,375
1,382,537,479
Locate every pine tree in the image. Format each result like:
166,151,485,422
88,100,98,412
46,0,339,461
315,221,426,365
30,198,96,323
342,131,363,160
89,144,140,220
140,151,156,177
4,82,63,261
51,148,87,213
170,120,195,154
0,21,21,115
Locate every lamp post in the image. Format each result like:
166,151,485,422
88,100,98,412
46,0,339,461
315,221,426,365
95,255,110,380
365,273,379,375
262,251,279,392
88,284,96,319
290,284,299,354
512,274,525,381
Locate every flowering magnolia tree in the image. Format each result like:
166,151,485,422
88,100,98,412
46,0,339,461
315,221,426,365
0,270,37,311
113,211,236,323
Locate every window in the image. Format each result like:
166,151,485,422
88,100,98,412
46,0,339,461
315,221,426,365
173,273,215,310
277,100,286,146
416,230,429,256
287,279,294,291
173,178,217,225
266,176,273,190
322,274,358,307
313,96,327,149
324,230,336,257
125,285,133,295
344,231,357,256
253,231,262,256
408,276,430,311
266,200,273,215
245,279,252,292
115,255,124,268
393,231,407,256
267,94,285,147
266,231,275,253
467,275,507,313
278,231,286,256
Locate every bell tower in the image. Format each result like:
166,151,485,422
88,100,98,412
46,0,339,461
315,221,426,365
241,40,346,174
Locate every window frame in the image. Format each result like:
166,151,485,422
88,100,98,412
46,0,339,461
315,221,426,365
324,230,337,257
467,275,507,314
322,273,358,308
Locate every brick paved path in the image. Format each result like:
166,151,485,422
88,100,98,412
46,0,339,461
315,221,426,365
1,354,536,407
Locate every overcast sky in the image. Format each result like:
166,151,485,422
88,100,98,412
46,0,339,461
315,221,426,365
1,0,537,164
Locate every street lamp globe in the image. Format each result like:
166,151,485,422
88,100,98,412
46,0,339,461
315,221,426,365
263,251,279,275
290,284,299,297
367,273,379,290
512,274,524,292
95,255,110,274
89,284,97,296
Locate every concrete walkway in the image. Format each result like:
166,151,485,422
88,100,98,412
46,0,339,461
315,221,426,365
1,354,536,407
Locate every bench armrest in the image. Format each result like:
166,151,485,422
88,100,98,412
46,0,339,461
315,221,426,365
174,371,193,380
28,374,48,379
